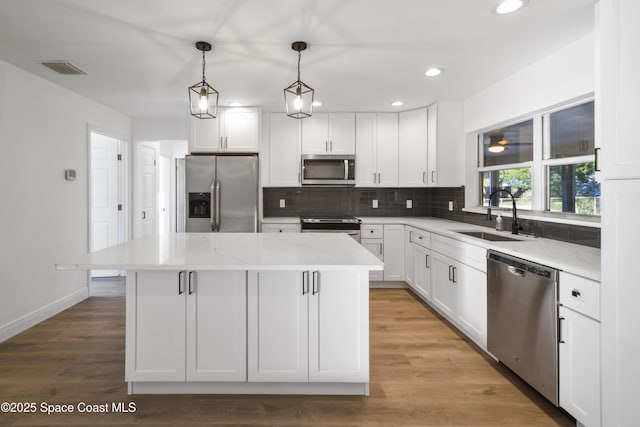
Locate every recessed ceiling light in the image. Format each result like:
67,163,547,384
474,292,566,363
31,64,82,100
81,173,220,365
228,101,242,107
312,101,322,107
495,0,527,15
391,101,404,107
424,68,443,77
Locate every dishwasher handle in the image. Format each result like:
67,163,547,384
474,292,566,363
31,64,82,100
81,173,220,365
507,266,526,277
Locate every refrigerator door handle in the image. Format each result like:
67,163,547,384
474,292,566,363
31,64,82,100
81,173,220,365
209,178,216,231
215,180,221,231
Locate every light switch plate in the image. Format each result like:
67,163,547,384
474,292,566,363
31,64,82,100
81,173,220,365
279,199,286,208
372,199,379,209
406,199,413,209
448,200,454,211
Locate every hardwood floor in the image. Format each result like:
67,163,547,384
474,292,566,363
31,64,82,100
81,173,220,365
0,289,574,426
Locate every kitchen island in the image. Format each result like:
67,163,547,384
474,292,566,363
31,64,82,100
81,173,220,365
57,233,384,395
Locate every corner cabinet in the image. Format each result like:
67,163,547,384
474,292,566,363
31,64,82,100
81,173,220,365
302,113,355,155
355,113,399,187
247,270,369,383
125,270,247,382
189,107,260,153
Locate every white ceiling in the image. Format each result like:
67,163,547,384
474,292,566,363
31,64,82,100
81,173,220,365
0,0,595,117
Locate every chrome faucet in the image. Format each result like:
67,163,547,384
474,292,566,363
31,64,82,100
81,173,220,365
486,189,523,235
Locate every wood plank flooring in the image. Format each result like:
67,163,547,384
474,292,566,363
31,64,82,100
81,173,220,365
0,289,574,426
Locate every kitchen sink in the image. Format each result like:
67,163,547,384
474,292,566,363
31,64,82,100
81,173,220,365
454,230,523,242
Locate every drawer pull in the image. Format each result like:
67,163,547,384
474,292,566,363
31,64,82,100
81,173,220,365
571,289,581,298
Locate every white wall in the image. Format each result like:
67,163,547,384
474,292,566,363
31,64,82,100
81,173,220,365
0,59,131,341
464,33,595,133
463,33,595,208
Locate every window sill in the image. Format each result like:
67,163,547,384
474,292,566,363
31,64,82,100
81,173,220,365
462,207,601,228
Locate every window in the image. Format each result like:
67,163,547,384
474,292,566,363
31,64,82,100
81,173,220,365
479,120,533,210
477,99,599,217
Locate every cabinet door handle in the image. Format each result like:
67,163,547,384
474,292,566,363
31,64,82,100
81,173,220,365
559,316,566,344
425,254,430,269
571,289,581,298
298,172,301,183
452,266,456,283
142,211,146,220
422,171,426,183
302,271,309,295
431,171,436,183
188,271,196,295
220,136,223,148
373,172,377,183
377,173,381,183
225,136,228,150
312,271,319,295
595,147,601,172
330,140,333,152
409,230,413,243
325,141,328,152
178,271,186,295
379,243,383,255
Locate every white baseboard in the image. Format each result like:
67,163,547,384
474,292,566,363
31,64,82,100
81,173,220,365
0,288,89,343
370,280,408,289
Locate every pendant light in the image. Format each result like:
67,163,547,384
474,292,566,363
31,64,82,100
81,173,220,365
284,41,314,119
189,41,219,119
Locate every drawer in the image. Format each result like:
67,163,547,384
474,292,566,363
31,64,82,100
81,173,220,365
262,223,300,233
411,228,431,249
361,224,383,238
559,272,600,321
432,233,486,272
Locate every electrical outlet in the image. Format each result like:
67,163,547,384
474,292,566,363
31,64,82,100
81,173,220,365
406,199,413,209
372,199,379,209
448,200,454,211
279,199,286,208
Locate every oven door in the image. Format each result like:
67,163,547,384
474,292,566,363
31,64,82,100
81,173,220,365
301,228,361,243
301,155,355,185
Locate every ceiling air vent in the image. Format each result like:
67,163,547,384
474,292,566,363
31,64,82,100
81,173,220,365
41,61,87,75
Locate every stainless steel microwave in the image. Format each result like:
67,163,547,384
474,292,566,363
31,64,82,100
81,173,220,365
301,154,356,185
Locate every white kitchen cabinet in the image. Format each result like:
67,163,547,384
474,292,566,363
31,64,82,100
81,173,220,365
247,271,308,382
361,237,384,281
558,271,601,427
126,270,247,382
264,113,301,187
412,243,431,302
261,222,301,233
248,270,369,383
454,262,486,345
426,102,464,187
189,107,260,153
398,108,428,186
382,224,404,280
355,113,398,187
302,113,355,155
431,252,456,317
559,305,601,427
404,227,415,286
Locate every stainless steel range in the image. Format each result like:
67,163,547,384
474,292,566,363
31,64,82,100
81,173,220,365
300,215,362,243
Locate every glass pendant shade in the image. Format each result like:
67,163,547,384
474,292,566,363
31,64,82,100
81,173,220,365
284,41,314,119
189,41,219,119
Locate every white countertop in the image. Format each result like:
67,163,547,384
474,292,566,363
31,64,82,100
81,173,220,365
358,217,601,281
261,217,300,224
56,233,384,272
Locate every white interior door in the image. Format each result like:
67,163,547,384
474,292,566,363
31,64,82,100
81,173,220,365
138,145,156,237
158,155,171,234
90,131,123,278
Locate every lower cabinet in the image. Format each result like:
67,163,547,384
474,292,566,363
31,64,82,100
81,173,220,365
125,270,247,382
383,224,405,281
411,244,431,301
431,252,456,317
247,270,369,383
361,237,384,281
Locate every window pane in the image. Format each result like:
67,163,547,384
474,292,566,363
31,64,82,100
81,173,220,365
482,120,534,167
549,101,595,158
548,162,600,215
481,168,532,210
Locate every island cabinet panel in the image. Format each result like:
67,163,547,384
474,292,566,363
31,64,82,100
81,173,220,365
309,270,369,382
186,271,247,381
126,271,186,382
126,270,247,383
248,270,369,383
247,271,309,382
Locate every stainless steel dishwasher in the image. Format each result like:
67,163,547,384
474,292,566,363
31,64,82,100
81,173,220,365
487,250,560,405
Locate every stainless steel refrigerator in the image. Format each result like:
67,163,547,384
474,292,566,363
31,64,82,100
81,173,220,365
185,155,258,232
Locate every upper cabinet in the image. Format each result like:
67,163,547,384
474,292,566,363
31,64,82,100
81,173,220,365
355,113,398,187
263,113,301,187
398,103,463,187
189,107,260,153
302,113,355,155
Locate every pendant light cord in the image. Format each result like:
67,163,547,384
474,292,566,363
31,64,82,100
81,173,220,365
297,51,301,82
202,49,206,83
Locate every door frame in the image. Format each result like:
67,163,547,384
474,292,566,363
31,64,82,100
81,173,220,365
87,125,130,275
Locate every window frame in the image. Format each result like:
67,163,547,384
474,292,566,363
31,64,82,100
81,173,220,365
475,97,598,217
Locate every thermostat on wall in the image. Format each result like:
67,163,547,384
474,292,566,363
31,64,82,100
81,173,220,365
64,169,76,181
